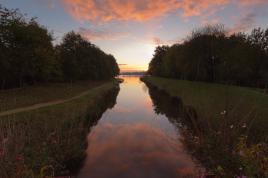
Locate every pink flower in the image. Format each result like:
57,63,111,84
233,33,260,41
16,155,24,161
0,148,5,157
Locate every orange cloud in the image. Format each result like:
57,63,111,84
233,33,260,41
153,37,166,46
78,27,129,40
62,0,180,22
152,37,181,46
237,0,268,6
178,0,228,17
61,0,231,22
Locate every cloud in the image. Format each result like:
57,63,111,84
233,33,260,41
153,37,165,46
61,0,180,22
229,13,256,34
152,37,181,46
178,0,228,17
61,0,229,22
237,0,268,6
45,0,55,9
78,27,129,40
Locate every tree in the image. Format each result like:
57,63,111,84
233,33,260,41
148,46,169,76
57,31,119,82
1,6,119,89
0,6,58,88
148,25,268,88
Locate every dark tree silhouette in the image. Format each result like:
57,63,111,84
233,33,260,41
56,31,119,81
148,25,268,88
0,6,120,89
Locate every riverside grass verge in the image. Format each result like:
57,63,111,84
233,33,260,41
143,77,268,177
141,76,268,141
0,80,120,178
0,80,108,113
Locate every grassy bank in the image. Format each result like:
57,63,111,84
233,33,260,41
142,76,268,139
143,76,268,177
0,80,120,178
0,80,108,112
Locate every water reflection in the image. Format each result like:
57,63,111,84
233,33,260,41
78,77,203,178
65,86,120,175
146,83,202,136
0,85,120,178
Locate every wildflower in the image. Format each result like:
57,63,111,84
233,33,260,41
242,123,247,128
236,176,247,178
220,110,227,115
16,155,24,161
0,148,5,157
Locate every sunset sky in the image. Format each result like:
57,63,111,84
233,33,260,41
2,0,268,71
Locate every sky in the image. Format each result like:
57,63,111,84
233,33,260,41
2,0,268,72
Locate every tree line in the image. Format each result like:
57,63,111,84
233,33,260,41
148,25,268,88
0,6,119,89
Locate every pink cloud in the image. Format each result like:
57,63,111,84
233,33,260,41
237,0,268,6
151,37,181,46
47,0,55,8
62,0,180,22
78,27,129,40
61,0,231,22
229,13,256,34
179,0,228,17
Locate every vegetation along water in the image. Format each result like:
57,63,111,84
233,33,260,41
1,4,268,178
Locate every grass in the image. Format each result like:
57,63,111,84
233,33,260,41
142,76,268,140
0,80,120,178
0,80,107,112
144,77,268,177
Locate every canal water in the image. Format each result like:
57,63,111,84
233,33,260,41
77,76,203,178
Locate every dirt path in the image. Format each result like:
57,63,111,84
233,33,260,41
0,89,97,117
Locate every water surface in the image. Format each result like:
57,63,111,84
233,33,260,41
78,76,203,178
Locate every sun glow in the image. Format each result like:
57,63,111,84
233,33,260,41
120,64,148,72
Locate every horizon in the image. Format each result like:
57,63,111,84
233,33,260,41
119,64,147,72
2,0,268,71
